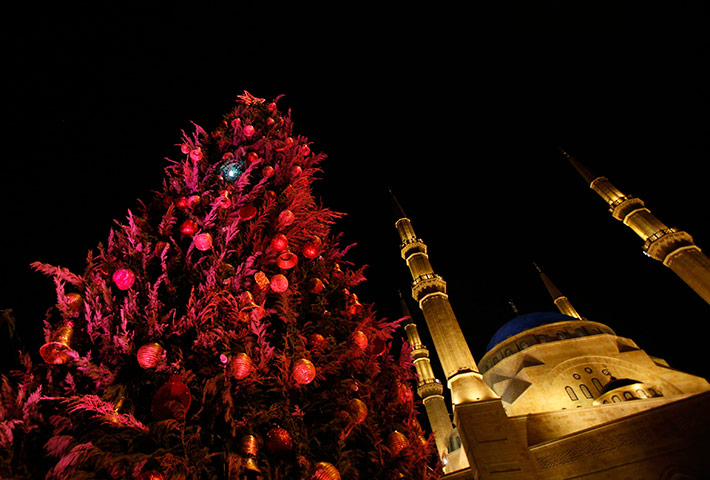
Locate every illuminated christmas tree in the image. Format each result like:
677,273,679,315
1,92,439,479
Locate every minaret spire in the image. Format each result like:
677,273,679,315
533,262,582,319
400,292,459,470
564,149,710,304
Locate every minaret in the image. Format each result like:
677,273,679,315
390,190,540,479
533,263,582,319
389,190,494,404
564,150,710,304
401,294,456,467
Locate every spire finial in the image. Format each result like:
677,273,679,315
561,148,599,185
507,299,520,316
388,187,408,221
398,289,413,320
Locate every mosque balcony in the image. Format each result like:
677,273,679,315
417,378,444,398
400,237,427,259
609,195,645,220
643,227,695,261
411,273,447,300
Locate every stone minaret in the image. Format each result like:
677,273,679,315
390,190,541,479
564,150,710,304
533,263,582,319
401,294,456,466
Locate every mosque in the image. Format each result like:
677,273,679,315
394,153,710,479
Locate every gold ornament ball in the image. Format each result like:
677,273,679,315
311,462,340,480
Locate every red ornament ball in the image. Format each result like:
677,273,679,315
307,333,326,349
138,471,165,480
270,274,289,293
194,232,213,251
176,196,189,209
189,148,202,161
352,330,368,351
262,165,275,178
277,209,295,227
243,124,255,137
180,219,199,236
299,144,311,156
270,233,289,252
311,462,340,480
65,292,83,315
239,204,257,220
265,426,293,456
307,278,325,294
292,358,316,385
387,431,409,455
247,151,259,164
302,237,322,259
112,268,135,290
151,376,191,420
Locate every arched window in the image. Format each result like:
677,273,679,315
612,395,621,403
648,388,662,397
556,331,567,340
636,389,648,398
623,392,634,400
504,349,512,357
592,378,603,393
519,340,529,349
566,386,578,401
580,384,593,399
537,335,549,343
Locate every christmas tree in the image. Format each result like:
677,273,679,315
1,92,440,479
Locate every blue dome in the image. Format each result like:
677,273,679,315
485,312,577,352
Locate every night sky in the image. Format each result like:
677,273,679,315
3,4,708,384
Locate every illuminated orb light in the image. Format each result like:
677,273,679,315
270,274,289,293
137,342,164,369
263,165,275,178
194,232,213,251
219,161,243,184
311,462,340,480
112,268,136,290
230,352,253,380
292,358,316,385
277,251,298,269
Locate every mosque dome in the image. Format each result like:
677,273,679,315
485,312,578,353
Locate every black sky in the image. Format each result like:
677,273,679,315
2,4,708,381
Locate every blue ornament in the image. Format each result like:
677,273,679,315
220,160,244,184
